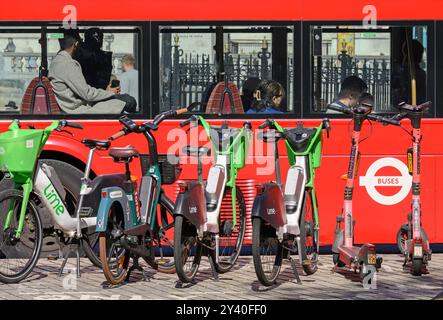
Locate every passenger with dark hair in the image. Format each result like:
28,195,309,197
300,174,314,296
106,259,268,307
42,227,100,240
328,75,368,111
74,28,113,90
241,77,261,112
246,79,285,114
393,39,427,105
48,28,137,114
359,92,374,107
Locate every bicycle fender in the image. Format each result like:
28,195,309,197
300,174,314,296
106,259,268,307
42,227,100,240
96,186,131,232
251,182,286,229
174,181,206,227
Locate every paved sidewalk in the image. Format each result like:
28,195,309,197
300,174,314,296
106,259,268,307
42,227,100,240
1,254,443,300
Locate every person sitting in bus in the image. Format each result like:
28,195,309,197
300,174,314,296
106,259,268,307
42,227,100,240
392,39,427,105
74,28,113,90
241,77,261,112
328,75,368,111
120,54,139,107
246,79,285,114
49,29,137,114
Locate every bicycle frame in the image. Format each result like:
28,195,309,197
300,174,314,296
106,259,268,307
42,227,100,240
179,116,251,234
2,120,59,238
273,120,324,236
96,129,174,235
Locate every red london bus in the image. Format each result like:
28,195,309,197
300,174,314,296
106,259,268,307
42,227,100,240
0,0,442,253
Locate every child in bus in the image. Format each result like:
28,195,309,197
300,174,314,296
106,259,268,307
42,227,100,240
246,79,285,114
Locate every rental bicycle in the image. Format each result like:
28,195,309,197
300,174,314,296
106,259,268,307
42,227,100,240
174,115,252,283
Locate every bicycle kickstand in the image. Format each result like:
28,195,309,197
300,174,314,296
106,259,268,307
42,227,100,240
126,255,149,282
208,250,219,282
288,256,302,284
58,238,82,278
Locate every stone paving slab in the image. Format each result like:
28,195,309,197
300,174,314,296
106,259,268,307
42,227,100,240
1,254,443,300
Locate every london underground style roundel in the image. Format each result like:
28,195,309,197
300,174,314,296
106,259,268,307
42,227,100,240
359,157,412,206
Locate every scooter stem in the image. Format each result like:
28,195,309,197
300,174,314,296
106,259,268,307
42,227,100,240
412,127,421,240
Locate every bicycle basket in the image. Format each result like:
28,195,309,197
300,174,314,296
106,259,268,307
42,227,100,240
140,154,181,185
0,129,44,181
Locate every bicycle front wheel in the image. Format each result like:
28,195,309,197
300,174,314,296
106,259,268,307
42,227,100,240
215,186,247,273
0,189,42,283
174,215,202,283
252,217,283,286
299,190,319,275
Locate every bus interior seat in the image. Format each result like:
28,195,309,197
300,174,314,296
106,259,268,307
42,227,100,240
20,72,63,115
205,81,244,114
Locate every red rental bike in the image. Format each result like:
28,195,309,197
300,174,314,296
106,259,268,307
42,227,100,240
327,102,400,284
394,101,432,276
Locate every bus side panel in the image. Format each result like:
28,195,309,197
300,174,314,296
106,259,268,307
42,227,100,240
1,118,442,247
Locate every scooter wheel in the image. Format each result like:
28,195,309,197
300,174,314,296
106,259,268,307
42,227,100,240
332,253,345,267
412,258,423,276
396,223,429,256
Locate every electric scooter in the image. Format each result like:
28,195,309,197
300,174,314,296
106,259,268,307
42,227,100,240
327,102,400,283
251,118,330,286
394,101,432,276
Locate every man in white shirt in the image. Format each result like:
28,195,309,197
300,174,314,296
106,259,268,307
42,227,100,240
120,54,139,107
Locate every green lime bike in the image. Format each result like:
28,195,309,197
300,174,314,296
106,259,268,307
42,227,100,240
0,119,111,283
251,118,330,286
174,115,252,283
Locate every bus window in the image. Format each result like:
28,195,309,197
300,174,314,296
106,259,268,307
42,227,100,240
48,26,141,113
310,25,428,114
159,25,294,115
0,29,41,114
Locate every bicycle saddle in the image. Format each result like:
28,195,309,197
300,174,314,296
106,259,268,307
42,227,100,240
81,139,111,150
284,123,316,153
109,146,139,163
183,145,211,157
398,101,431,113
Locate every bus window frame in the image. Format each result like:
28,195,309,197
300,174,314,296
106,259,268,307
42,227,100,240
0,20,147,120
151,20,301,120
301,20,436,119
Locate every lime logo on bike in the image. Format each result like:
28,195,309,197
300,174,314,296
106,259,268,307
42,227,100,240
0,147,5,155
44,183,65,216
359,157,412,206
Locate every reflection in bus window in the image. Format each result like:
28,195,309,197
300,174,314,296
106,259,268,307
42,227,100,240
0,31,41,113
159,25,294,114
311,25,428,114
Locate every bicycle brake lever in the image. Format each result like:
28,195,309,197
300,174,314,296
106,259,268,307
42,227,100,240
186,122,198,134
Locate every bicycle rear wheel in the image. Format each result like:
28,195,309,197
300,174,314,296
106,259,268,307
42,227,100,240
252,217,283,286
0,189,42,283
215,186,247,273
99,205,130,285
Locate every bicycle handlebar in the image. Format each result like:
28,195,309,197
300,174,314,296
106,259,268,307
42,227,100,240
59,120,84,130
109,103,196,140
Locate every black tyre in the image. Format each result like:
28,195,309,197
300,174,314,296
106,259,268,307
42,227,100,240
215,186,247,273
396,222,428,256
412,258,424,276
0,189,43,283
174,215,202,283
99,204,130,285
145,200,176,273
252,217,283,286
299,190,319,275
39,159,101,267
